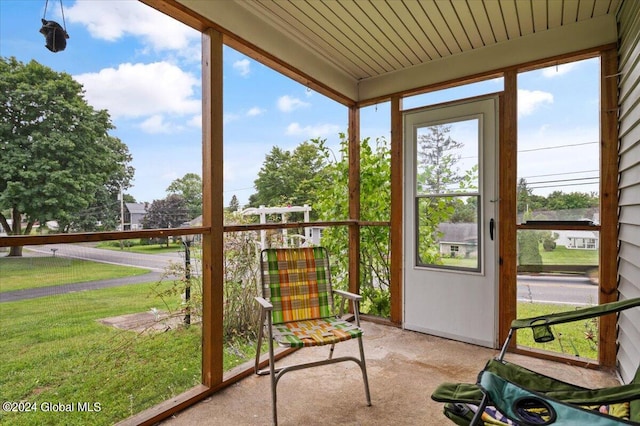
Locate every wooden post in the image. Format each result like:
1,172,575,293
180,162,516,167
348,106,361,296
499,71,518,346
390,95,403,325
201,28,224,387
599,47,620,368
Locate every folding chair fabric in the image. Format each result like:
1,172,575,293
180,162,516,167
271,317,363,348
261,246,333,323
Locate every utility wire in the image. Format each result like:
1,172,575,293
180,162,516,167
518,141,598,153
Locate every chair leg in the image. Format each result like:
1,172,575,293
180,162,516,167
358,336,372,406
269,339,278,425
254,327,264,374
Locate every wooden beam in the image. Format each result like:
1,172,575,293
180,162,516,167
599,47,620,368
499,72,518,346
348,106,361,295
389,95,403,325
201,27,224,387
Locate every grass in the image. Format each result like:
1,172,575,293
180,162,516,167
0,282,257,426
517,301,598,360
440,256,478,268
442,244,597,269
539,245,598,265
0,257,149,292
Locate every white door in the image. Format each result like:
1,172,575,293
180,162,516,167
403,95,499,348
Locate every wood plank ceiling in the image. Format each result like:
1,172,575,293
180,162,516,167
232,0,621,82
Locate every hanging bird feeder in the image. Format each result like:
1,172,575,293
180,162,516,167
40,0,69,52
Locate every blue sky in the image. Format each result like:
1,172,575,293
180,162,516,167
1,0,600,208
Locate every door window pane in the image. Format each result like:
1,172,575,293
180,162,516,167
416,195,480,270
416,119,479,194
414,118,481,271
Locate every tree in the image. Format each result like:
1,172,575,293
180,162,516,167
0,57,133,256
517,178,547,216
249,146,291,208
166,173,202,219
141,194,189,246
313,135,392,317
416,124,465,193
249,142,327,220
546,190,599,211
227,195,240,212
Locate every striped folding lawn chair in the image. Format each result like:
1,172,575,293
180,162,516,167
254,247,371,425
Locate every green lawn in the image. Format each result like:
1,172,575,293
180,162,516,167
441,244,597,269
539,245,598,265
517,302,598,360
0,282,256,426
0,257,149,292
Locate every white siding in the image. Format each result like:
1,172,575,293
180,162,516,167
617,0,640,384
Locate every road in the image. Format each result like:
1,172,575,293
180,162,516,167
3,244,599,306
517,275,598,306
0,244,185,303
26,243,183,271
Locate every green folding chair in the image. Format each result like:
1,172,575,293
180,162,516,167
254,247,371,425
432,297,640,425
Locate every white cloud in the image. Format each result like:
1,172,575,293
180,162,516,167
247,107,265,117
74,62,201,120
224,113,241,125
518,89,553,117
187,114,202,128
65,0,199,55
233,59,251,76
286,122,340,138
139,114,174,134
277,95,310,112
542,62,578,78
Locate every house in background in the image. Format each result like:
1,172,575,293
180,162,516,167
124,202,147,230
556,230,600,250
437,223,478,259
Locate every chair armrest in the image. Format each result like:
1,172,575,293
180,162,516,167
255,296,273,311
333,289,363,301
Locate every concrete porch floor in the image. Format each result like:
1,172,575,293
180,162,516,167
161,321,620,426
